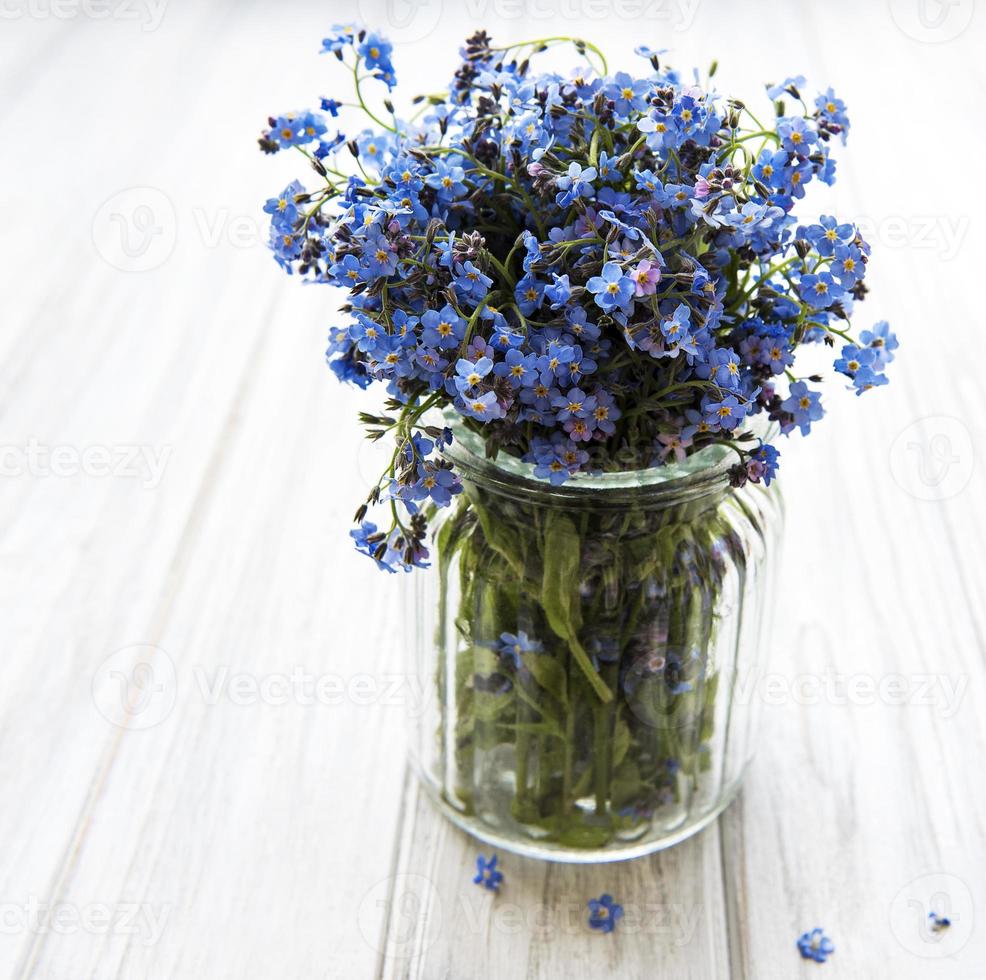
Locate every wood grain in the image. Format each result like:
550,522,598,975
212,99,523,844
0,1,983,978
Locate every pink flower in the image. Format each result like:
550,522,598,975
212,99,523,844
657,431,693,463
631,259,662,296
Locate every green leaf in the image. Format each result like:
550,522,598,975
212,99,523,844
473,691,514,722
612,715,632,768
541,512,613,703
610,760,642,808
541,512,583,636
521,652,567,704
468,492,527,580
498,721,559,737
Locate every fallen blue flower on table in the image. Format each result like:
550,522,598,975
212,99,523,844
473,853,503,892
588,894,623,933
797,927,834,963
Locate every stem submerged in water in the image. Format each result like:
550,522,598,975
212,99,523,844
435,471,766,849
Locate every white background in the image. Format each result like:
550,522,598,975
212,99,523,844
1,0,984,977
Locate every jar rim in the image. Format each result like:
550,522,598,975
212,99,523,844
440,409,776,508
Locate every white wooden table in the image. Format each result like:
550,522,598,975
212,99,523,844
2,1,983,977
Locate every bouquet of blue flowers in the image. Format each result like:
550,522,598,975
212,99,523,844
260,27,897,853
260,26,895,571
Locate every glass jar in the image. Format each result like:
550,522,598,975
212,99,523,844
408,423,783,862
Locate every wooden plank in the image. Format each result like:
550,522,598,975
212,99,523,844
718,5,986,978
0,2,983,979
0,4,409,977
380,780,730,980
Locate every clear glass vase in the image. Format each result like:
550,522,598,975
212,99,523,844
408,424,783,862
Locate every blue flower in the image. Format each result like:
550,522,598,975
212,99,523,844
699,347,743,391
552,387,597,423
595,151,620,184
587,262,634,313
747,444,780,486
660,302,692,348
350,521,427,573
591,388,621,436
494,349,538,388
833,343,876,379
363,232,399,277
270,112,326,149
321,24,356,54
426,160,468,201
329,253,364,288
358,32,394,74
633,168,662,197
850,364,889,395
545,273,572,309
320,97,342,116
421,305,466,350
831,243,863,286
453,261,493,304
349,314,386,354
555,162,597,207
766,75,806,100
498,631,543,668
263,180,304,229
797,928,834,963
782,381,824,435
928,912,951,934
357,132,389,170
605,72,651,116
537,340,577,384
859,320,898,368
515,274,546,316
702,394,748,432
752,148,790,189
798,272,845,309
587,894,623,933
815,88,850,142
804,215,855,257
527,436,588,485
473,854,503,892
461,391,505,423
402,431,435,464
777,116,818,153
413,463,460,506
453,355,494,395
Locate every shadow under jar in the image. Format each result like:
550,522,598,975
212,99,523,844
408,423,783,862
